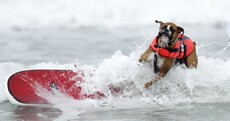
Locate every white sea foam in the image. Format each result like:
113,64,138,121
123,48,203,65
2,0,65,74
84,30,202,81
79,52,230,105
2,49,230,104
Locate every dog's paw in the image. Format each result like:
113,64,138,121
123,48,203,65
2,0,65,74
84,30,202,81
139,58,144,63
139,54,148,63
144,80,154,89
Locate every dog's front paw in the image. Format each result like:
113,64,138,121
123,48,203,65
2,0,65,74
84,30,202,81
139,54,148,63
138,55,144,63
144,80,154,89
139,58,144,63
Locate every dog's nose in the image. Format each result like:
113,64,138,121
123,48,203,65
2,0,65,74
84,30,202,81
164,28,169,32
158,30,170,37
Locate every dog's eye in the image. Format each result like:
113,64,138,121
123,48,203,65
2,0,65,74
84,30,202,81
169,27,175,33
161,26,167,30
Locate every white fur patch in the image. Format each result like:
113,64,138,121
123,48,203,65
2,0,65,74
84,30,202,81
147,53,164,69
167,25,171,30
156,54,164,68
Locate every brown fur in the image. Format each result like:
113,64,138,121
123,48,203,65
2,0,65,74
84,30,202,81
139,21,198,89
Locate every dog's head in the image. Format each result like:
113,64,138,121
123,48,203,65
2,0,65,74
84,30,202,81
155,20,184,48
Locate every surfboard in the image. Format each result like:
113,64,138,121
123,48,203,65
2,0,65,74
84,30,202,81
6,70,87,105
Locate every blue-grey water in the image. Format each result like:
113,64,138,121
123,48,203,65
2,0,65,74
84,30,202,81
0,25,230,121
1,0,230,121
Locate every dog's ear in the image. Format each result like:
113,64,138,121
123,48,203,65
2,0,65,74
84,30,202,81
155,20,164,26
177,26,184,34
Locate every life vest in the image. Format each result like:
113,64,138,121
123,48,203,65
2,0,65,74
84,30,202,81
149,35,195,59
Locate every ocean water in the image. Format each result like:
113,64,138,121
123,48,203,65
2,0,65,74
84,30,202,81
1,0,230,121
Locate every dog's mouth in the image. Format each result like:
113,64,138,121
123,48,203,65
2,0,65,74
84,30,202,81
159,34,170,48
160,34,169,41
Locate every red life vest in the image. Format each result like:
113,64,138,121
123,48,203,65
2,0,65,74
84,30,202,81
149,35,195,59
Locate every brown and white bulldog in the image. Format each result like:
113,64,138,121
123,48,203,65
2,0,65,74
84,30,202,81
139,20,198,89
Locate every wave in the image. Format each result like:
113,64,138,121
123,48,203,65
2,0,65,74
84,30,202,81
1,48,230,105
0,0,230,29
0,41,230,120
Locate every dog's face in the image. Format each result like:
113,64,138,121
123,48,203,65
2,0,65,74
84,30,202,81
156,21,184,48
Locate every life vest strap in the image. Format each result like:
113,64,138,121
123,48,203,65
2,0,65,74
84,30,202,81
168,48,179,53
153,54,160,74
154,44,179,53
154,44,160,48
179,42,187,59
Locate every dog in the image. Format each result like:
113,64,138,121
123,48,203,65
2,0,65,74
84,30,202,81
139,20,198,89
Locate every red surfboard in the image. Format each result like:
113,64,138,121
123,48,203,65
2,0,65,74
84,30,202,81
7,70,103,105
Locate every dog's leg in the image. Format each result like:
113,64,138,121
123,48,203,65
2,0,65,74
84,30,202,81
186,47,198,68
144,58,175,89
139,48,153,62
